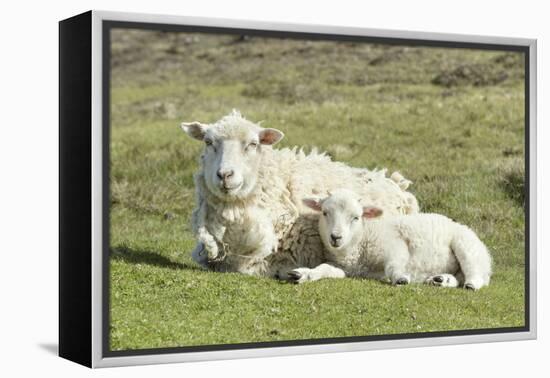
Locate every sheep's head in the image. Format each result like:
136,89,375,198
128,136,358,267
303,189,383,252
181,110,284,201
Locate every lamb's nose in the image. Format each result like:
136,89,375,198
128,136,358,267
217,169,234,180
330,234,342,243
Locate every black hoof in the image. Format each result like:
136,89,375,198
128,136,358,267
287,271,302,283
395,278,409,285
464,283,476,291
433,275,444,283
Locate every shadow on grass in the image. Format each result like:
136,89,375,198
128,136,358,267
110,246,201,271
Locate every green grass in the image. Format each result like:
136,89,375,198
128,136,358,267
109,29,526,351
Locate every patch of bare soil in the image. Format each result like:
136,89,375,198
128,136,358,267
432,63,508,87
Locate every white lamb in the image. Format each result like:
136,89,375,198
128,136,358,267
295,189,492,290
181,110,419,277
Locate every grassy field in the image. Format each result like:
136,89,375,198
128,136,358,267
109,29,526,351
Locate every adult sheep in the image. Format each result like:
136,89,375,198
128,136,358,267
180,110,419,278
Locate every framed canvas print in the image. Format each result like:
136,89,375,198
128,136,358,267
59,10,537,368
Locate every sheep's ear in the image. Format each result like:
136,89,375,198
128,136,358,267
302,198,322,212
181,122,209,141
363,206,383,219
259,128,284,145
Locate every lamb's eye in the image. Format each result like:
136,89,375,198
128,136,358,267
246,142,258,150
352,216,360,222
322,211,328,217
204,140,216,152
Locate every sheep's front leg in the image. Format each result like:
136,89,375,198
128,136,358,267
287,263,346,284
191,194,224,261
197,226,220,259
191,221,226,267
231,216,278,276
243,211,278,262
191,225,227,268
191,241,215,268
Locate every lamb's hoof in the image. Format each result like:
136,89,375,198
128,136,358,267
426,274,459,288
395,277,409,285
287,270,302,284
287,269,312,284
464,283,477,291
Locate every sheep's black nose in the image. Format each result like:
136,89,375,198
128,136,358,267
217,169,234,180
330,234,342,243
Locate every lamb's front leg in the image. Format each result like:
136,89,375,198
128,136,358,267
383,240,411,285
287,263,346,284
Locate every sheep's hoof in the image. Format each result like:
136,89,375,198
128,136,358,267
205,245,220,260
395,277,410,285
464,283,477,291
433,275,444,283
191,243,209,267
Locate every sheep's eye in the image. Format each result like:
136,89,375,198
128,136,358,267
246,142,258,150
352,216,360,222
322,211,328,217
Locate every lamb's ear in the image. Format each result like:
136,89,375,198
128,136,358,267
302,198,322,212
363,206,383,219
181,122,209,141
259,128,284,145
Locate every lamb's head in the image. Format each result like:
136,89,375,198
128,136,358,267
181,110,284,201
303,189,383,252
